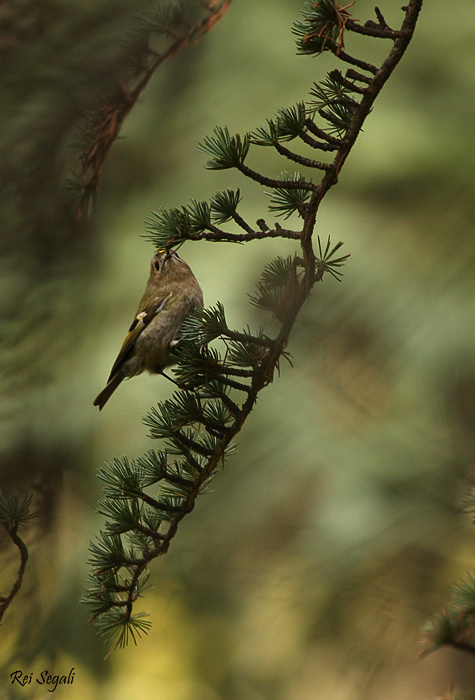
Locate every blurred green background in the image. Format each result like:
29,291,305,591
1,0,474,698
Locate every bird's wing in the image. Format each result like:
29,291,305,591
107,292,172,381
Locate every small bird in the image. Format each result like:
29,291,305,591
94,248,203,410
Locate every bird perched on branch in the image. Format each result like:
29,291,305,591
94,248,203,410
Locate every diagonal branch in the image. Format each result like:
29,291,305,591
74,0,233,221
86,0,424,649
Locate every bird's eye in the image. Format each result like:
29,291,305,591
153,260,161,271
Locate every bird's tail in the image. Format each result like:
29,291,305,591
93,374,123,410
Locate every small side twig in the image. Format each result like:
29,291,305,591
237,163,317,190
0,525,29,624
185,227,301,244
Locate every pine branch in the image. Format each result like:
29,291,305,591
86,0,424,648
304,119,342,145
237,162,318,191
329,46,378,74
185,226,302,243
299,129,339,151
273,141,332,171
328,68,367,94
0,491,35,624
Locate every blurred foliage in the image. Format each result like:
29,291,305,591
0,0,474,699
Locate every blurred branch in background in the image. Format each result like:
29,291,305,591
71,0,233,221
422,489,475,661
0,491,35,623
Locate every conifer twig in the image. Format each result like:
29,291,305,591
0,492,35,623
0,526,29,624
85,0,424,649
